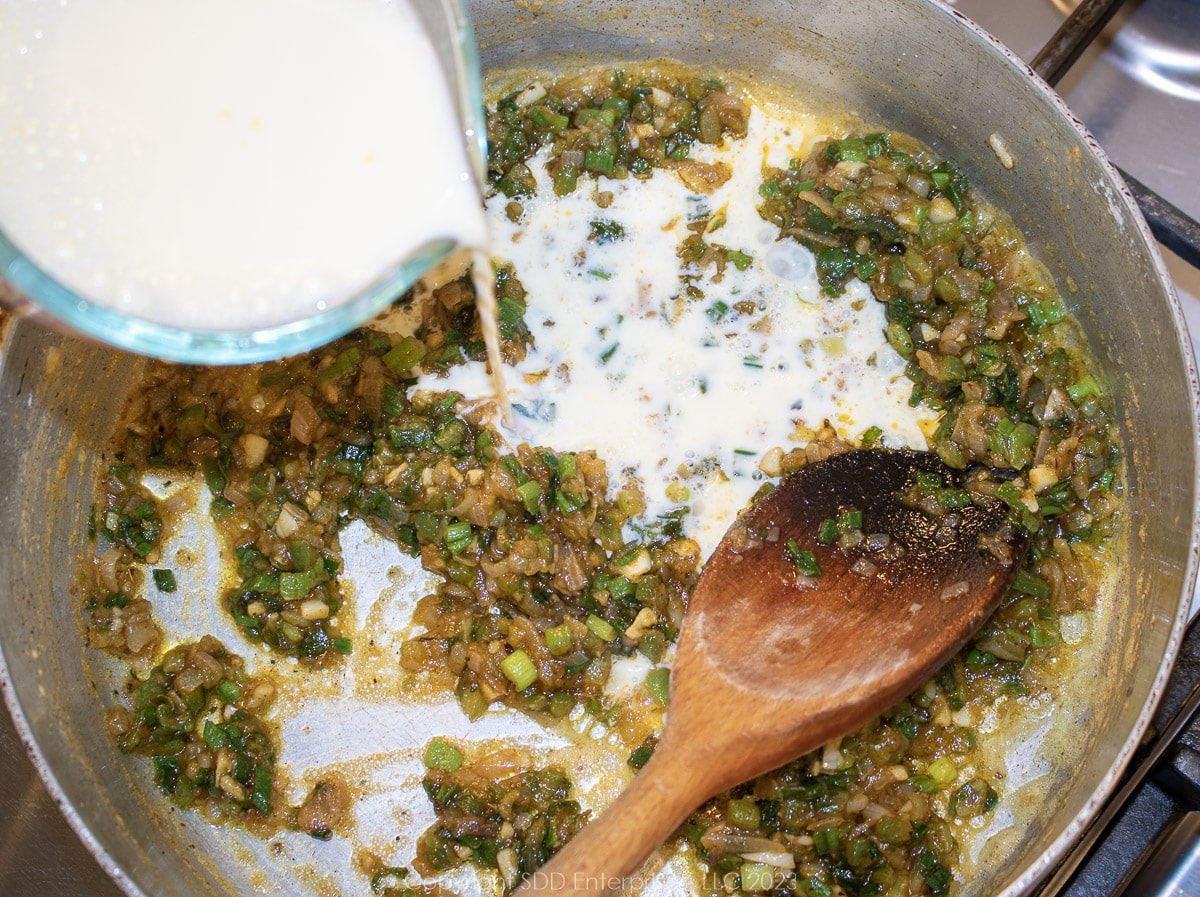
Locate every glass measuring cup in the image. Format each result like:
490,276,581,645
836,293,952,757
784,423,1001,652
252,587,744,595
0,0,487,364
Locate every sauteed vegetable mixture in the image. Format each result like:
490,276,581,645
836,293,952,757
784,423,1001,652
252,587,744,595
79,66,1119,897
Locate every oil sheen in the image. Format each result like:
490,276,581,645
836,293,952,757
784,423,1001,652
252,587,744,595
0,0,488,331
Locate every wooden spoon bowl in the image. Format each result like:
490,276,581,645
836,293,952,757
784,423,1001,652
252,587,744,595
518,448,1027,896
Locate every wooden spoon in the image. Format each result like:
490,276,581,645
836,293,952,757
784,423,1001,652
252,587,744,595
517,448,1027,896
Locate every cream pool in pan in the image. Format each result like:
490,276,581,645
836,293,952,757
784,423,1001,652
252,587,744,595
421,103,936,556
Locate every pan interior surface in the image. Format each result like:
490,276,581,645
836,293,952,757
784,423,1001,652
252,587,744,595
1,1,1197,896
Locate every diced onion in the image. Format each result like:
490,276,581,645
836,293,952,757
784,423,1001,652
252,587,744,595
275,502,309,538
940,580,969,601
989,132,1016,169
513,83,547,107
822,739,848,771
742,850,795,870
238,432,270,468
864,532,891,552
497,848,520,889
700,825,786,856
299,598,330,621
851,557,877,578
617,549,653,580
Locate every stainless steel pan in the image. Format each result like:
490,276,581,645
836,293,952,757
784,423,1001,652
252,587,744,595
2,0,1198,895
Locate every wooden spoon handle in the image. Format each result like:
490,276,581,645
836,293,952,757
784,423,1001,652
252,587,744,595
515,748,713,896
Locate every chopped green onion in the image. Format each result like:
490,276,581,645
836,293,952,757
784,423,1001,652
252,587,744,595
517,480,542,515
988,417,1037,469
586,614,618,642
498,163,536,199
1011,568,1051,599
726,797,761,830
544,624,574,656
644,668,670,706
217,680,242,704
553,168,579,196
445,522,473,554
909,773,937,794
937,488,972,510
152,569,177,593
575,106,618,128
875,817,911,845
799,878,833,897
786,539,821,577
209,497,235,522
855,256,879,280
994,481,1027,512
827,137,868,163
860,425,883,447
1029,622,1061,648
886,321,915,360
727,249,753,270
817,518,838,545
153,756,179,793
251,765,272,813
202,721,230,750
836,508,863,533
627,742,655,769
500,649,538,691
424,738,465,772
740,863,776,892
279,571,312,600
976,354,1007,377
316,347,362,386
434,420,467,450
589,219,625,243
813,826,840,856
639,631,666,664
298,625,331,658
556,490,588,515
706,300,730,322
1068,375,1103,403
606,576,634,602
389,421,435,450
927,756,958,785
558,453,578,479
289,541,314,571
201,457,227,497
585,149,615,175
529,105,569,130
758,180,784,200
370,868,411,894
922,352,967,384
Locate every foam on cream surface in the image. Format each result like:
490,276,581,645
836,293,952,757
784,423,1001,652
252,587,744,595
420,105,936,554
0,0,487,331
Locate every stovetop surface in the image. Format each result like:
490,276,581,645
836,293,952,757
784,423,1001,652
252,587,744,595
3,2,1199,895
954,0,1200,371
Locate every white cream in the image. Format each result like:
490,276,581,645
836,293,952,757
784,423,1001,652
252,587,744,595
0,0,487,331
420,105,935,554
